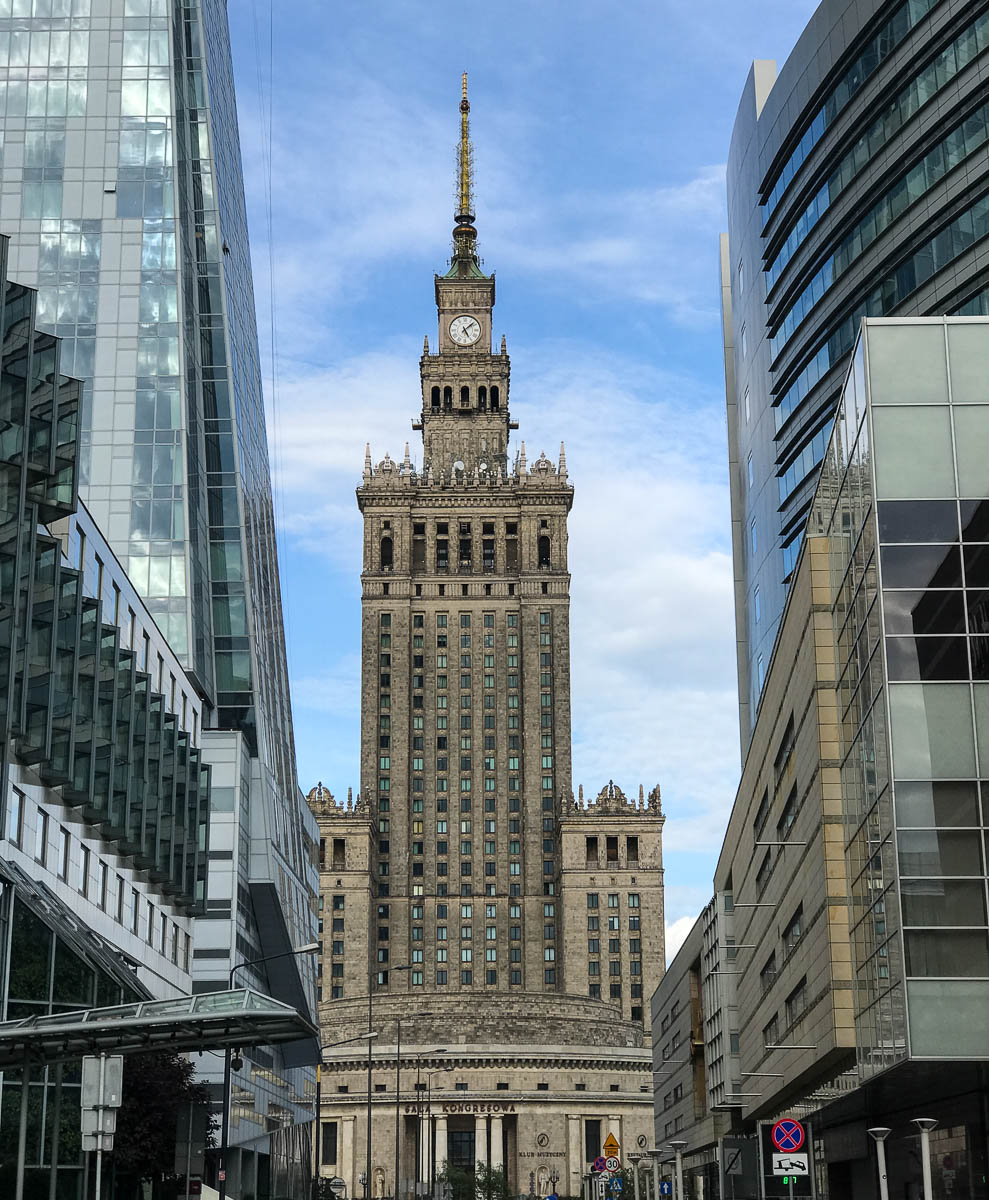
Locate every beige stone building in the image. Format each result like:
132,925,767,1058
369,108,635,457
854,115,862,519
308,77,666,1200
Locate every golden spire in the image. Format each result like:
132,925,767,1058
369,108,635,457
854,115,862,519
458,71,473,220
450,72,479,269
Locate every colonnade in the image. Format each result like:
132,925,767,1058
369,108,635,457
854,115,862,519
416,1112,505,1188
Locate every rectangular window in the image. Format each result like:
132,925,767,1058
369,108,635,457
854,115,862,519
321,1121,338,1165
8,789,24,848
79,845,90,896
34,809,49,865
584,1119,602,1163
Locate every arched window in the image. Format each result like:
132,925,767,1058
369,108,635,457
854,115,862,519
380,536,393,570
443,386,452,409
431,386,440,410
460,385,470,407
478,385,487,409
490,385,500,410
538,535,551,568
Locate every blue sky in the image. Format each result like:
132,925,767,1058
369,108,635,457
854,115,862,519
225,0,816,959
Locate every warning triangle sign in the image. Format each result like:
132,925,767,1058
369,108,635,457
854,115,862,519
603,1134,620,1156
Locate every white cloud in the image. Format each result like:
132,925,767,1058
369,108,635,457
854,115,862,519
665,915,698,965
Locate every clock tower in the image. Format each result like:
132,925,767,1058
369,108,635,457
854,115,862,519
316,74,666,1200
419,74,514,478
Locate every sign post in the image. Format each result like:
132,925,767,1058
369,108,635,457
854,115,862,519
81,1053,123,1200
770,1120,807,1200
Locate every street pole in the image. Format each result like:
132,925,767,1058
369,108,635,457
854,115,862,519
313,1064,322,1200
868,1128,890,1200
912,1119,937,1200
651,1154,660,1200
218,942,319,1200
94,1052,106,1200
629,1157,641,1200
15,1051,30,1200
394,1018,402,1200
366,971,373,1200
670,1143,686,1200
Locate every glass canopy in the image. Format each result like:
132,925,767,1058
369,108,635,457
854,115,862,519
0,988,318,1069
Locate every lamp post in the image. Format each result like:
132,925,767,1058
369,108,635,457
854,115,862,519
426,1065,454,1199
912,1119,937,1200
669,1142,686,1200
867,1128,891,1200
628,1153,642,1200
413,1049,447,1197
313,1035,380,1200
647,1149,662,1200
218,942,319,1200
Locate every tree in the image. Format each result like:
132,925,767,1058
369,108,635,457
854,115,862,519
437,1162,513,1200
110,1050,215,1200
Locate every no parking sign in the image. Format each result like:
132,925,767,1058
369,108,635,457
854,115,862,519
771,1119,805,1153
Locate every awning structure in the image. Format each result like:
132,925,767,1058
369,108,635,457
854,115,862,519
0,988,319,1070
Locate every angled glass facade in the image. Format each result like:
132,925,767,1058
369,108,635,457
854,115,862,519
814,317,989,1075
0,0,316,1180
723,0,989,747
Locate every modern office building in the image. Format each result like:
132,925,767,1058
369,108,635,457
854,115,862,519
0,238,211,1195
656,317,989,1200
0,0,318,1184
722,0,989,745
309,79,667,1200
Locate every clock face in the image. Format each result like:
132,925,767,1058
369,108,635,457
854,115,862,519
449,314,481,346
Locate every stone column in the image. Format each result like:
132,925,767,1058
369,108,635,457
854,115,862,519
567,1116,582,1198
420,1115,431,1193
475,1114,488,1170
490,1115,504,1171
343,1115,357,1198
435,1117,449,1179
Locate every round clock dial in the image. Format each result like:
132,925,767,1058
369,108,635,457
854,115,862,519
449,315,481,345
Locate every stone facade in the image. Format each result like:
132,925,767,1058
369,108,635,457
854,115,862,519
310,78,665,1200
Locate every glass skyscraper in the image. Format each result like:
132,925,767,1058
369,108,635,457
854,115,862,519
0,0,317,1186
722,0,989,748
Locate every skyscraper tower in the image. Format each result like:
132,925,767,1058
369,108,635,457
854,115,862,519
311,78,665,1198
722,0,989,747
0,0,316,1183
359,72,578,992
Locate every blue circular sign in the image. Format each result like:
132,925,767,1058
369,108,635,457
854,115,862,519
772,1119,805,1152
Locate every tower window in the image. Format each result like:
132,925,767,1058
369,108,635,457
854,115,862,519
538,535,551,568
380,537,393,570
431,386,440,410
490,385,500,410
443,386,452,409
461,385,470,407
478,385,487,409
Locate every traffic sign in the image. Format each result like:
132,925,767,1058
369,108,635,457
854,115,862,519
592,1156,607,1174
610,1179,623,1196
772,1154,808,1177
595,1181,606,1200
605,1156,620,1172
658,1185,673,1196
771,1119,805,1153
603,1134,621,1156
724,1148,743,1176
328,1177,347,1197
599,1171,612,1183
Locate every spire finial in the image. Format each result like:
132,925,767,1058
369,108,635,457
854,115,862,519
459,72,472,219
451,73,478,268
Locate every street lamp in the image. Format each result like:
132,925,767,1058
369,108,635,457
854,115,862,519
627,1153,642,1200
912,1119,938,1200
426,1065,454,1199
413,1049,447,1197
668,1141,686,1200
867,1127,891,1200
218,942,319,1200
313,1034,379,1199
645,1149,664,1200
